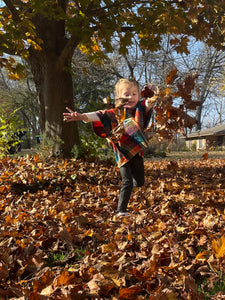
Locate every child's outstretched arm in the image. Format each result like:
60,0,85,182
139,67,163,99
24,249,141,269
63,107,100,123
63,107,88,122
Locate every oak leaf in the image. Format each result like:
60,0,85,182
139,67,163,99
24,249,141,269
166,68,178,85
212,235,225,258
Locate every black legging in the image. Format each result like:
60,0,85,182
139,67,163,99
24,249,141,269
117,154,144,212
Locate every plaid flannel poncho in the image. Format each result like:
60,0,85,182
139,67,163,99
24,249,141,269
92,99,152,167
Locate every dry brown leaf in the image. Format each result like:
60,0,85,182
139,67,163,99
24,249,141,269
0,261,9,281
32,267,55,293
55,270,75,286
202,152,208,160
1,155,225,299
87,273,114,295
212,235,225,258
119,285,143,300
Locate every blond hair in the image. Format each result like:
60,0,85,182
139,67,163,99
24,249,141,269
114,78,139,98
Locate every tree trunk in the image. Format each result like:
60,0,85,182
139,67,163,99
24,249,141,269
44,58,79,157
29,48,79,157
195,105,202,131
27,8,80,157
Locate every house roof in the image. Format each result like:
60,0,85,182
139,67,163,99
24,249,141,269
186,123,225,138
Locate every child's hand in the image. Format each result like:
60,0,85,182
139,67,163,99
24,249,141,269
146,97,157,109
63,107,88,122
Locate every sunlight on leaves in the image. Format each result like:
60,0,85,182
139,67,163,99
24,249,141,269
212,235,225,258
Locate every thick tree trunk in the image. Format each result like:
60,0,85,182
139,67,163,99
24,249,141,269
29,49,79,157
25,6,81,157
44,59,79,157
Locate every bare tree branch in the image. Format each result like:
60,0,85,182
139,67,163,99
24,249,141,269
57,35,81,70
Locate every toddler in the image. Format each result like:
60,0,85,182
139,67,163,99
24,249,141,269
63,78,155,216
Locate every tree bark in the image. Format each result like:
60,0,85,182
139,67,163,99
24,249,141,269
26,5,81,157
195,105,202,131
29,47,79,157
44,58,79,157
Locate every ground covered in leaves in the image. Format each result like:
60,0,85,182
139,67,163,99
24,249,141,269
1,154,225,299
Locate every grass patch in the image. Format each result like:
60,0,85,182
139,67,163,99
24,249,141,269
197,275,225,299
45,252,68,267
74,247,86,260
45,248,86,268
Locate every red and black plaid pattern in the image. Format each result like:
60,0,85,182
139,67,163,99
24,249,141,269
92,100,152,167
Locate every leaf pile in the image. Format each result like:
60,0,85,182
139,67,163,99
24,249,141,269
1,155,225,299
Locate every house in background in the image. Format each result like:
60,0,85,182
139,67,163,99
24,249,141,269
185,123,225,150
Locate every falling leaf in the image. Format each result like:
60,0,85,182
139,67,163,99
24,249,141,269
166,68,178,85
202,152,208,160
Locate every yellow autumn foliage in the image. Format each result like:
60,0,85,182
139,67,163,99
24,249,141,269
212,235,225,258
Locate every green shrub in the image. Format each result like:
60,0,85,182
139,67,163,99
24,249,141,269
37,132,63,161
71,134,112,161
0,108,24,158
191,141,196,151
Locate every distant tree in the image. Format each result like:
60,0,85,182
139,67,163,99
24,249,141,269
211,94,225,126
71,49,115,113
176,43,225,130
209,78,225,127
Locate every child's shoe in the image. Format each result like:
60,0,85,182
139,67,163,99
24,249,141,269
117,212,129,217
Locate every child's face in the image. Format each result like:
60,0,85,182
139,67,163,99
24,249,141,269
119,84,139,108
